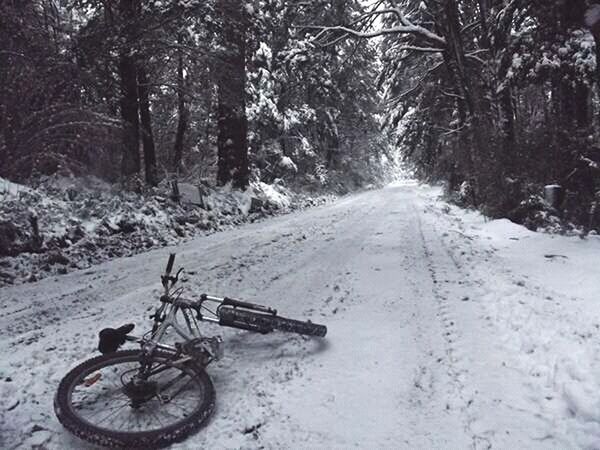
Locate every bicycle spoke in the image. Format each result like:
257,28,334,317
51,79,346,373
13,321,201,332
169,399,193,413
72,385,127,411
165,401,192,419
158,370,187,392
116,410,131,431
133,410,143,431
149,407,165,428
96,402,129,426
155,401,184,420
83,399,129,418
163,374,195,401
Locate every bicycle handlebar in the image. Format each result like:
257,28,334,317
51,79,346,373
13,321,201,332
165,253,175,275
160,254,276,317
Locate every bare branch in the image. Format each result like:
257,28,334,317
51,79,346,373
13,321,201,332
461,20,481,34
440,123,468,136
391,6,445,44
398,46,444,53
386,61,444,106
466,53,486,64
439,89,465,100
0,50,30,60
297,4,446,47
347,8,402,27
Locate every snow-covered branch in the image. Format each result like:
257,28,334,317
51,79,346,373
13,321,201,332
465,53,486,64
439,88,465,100
398,46,444,53
299,4,445,48
386,61,444,106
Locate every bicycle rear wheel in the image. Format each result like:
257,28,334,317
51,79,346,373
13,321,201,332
54,349,215,448
219,307,327,337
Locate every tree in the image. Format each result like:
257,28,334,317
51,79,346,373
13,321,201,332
243,0,386,190
215,0,249,189
117,0,142,178
0,0,122,180
171,34,189,174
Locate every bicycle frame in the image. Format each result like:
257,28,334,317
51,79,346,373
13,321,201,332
125,285,225,364
151,305,198,350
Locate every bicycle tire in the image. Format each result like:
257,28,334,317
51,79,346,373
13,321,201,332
54,349,215,448
219,307,327,337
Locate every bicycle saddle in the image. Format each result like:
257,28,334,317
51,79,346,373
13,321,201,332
98,323,135,354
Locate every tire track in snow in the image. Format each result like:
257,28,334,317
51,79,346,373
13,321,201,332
417,194,576,448
415,207,493,450
176,203,374,449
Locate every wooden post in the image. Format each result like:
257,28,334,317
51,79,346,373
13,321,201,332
170,181,180,203
544,184,563,209
29,213,43,250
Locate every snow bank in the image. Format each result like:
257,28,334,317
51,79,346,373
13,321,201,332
253,182,292,209
0,176,331,287
478,217,535,240
420,187,600,447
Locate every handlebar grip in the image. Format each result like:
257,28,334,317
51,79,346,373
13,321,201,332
165,253,176,275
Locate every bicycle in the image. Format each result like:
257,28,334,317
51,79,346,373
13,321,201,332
53,253,327,448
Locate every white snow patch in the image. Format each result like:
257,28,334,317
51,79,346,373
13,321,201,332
0,177,32,198
252,182,291,209
278,156,298,172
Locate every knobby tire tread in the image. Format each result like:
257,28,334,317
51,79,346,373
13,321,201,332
54,349,215,448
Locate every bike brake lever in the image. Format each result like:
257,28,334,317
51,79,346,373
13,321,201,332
174,268,184,282
161,269,184,289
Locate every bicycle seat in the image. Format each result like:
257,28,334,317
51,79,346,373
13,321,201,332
98,323,135,354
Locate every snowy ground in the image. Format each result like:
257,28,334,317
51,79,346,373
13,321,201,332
1,181,600,449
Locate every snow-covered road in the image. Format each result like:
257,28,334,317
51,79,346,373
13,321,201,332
2,182,600,449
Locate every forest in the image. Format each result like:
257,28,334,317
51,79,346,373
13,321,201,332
2,0,600,230
4,2,600,449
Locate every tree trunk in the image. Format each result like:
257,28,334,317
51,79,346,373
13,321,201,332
118,54,140,176
118,0,140,177
137,66,157,186
441,0,501,199
497,50,516,155
594,32,600,129
574,82,589,128
172,43,188,174
0,102,14,172
443,0,474,116
498,87,516,146
439,0,478,174
477,0,491,48
216,0,249,189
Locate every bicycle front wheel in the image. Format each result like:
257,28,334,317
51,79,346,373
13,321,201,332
54,349,215,448
219,307,327,337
